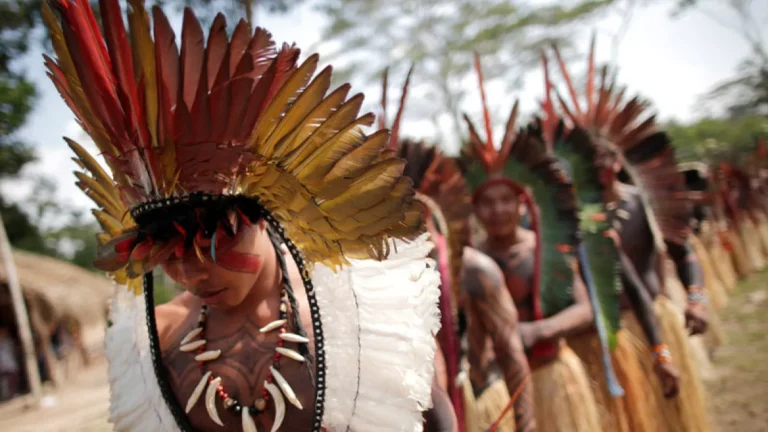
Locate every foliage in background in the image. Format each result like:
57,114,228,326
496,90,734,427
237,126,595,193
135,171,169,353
671,0,767,118
317,0,617,141
666,116,768,163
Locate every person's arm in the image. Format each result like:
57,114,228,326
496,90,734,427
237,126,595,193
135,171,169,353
464,253,536,432
528,261,594,343
618,249,663,347
665,240,708,335
617,244,680,398
424,374,459,432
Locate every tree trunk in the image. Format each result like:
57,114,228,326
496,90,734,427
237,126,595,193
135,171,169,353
0,213,42,402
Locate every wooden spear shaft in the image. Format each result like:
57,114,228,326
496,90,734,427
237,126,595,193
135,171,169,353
0,213,42,402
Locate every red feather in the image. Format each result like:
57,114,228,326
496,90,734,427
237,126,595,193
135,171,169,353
473,52,494,148
100,0,146,146
389,64,414,151
228,20,252,78
379,67,389,131
225,53,256,140
205,14,229,91
152,7,179,144
179,9,205,113
586,32,596,117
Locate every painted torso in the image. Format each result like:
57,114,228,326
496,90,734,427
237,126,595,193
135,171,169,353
157,261,315,432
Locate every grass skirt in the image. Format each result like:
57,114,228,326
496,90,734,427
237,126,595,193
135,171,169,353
706,235,738,292
690,235,729,311
568,330,659,432
531,345,601,432
756,214,768,257
725,228,753,278
740,220,765,271
462,376,514,432
624,297,712,432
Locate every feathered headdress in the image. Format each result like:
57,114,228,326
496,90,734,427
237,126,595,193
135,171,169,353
380,66,468,429
547,36,693,246
462,53,581,329
43,0,423,292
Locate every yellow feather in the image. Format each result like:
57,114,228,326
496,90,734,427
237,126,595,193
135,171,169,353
283,94,367,172
92,210,127,237
293,116,373,185
75,172,123,216
96,232,112,246
77,183,122,219
320,130,388,194
320,159,404,217
66,139,113,184
248,55,320,153
127,0,159,149
277,84,351,160
267,67,332,159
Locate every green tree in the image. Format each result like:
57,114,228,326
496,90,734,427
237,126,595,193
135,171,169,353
317,0,616,143
666,116,768,163
157,0,305,26
0,0,45,252
671,0,767,117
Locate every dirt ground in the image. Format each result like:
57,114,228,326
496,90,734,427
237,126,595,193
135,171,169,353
705,270,768,432
0,272,767,431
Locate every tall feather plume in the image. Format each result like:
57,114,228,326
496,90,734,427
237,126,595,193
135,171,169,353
389,64,414,150
473,51,495,148
379,66,389,130
463,53,520,175
547,37,694,246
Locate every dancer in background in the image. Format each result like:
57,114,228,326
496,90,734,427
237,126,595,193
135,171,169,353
460,53,599,432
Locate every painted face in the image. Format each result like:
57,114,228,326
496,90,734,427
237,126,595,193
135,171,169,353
161,220,270,309
474,182,520,238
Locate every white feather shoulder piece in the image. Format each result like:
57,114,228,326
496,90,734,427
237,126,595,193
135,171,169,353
105,287,180,432
313,233,442,432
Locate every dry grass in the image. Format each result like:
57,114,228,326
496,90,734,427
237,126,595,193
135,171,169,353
707,270,768,432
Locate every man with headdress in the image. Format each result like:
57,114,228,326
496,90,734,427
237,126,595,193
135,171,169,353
382,68,535,432
460,54,600,432
678,162,728,354
548,37,712,432
43,1,443,430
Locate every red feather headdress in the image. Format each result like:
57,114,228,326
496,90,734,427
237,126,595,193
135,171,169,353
545,35,694,246
44,0,422,291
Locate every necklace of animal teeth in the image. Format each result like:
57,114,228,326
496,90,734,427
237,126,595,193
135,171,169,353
181,292,310,431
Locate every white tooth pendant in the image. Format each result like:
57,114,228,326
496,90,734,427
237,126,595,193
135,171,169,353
180,339,206,352
275,347,305,362
259,319,287,333
185,371,211,413
270,366,302,410
265,381,285,432
242,407,258,432
205,377,225,426
194,350,222,362
180,327,203,345
279,333,310,344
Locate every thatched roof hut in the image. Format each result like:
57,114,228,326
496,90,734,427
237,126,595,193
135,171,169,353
0,250,112,366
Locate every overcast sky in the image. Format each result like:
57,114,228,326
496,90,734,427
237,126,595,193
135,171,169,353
4,0,765,222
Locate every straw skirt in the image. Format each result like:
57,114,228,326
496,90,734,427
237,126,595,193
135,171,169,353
531,345,601,432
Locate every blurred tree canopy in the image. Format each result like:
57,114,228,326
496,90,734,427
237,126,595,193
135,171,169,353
157,0,304,25
667,116,768,163
671,0,766,118
1,0,44,251
317,0,617,142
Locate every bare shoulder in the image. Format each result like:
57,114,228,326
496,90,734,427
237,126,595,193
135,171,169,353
462,247,505,299
155,293,195,351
